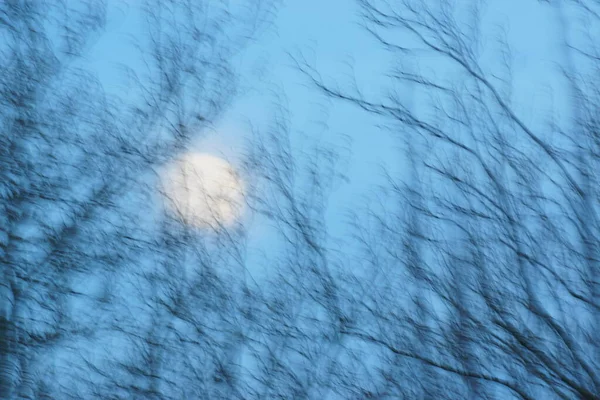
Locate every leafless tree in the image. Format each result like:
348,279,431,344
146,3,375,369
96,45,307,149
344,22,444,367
6,0,600,398
97,97,351,399
294,0,600,398
0,0,275,398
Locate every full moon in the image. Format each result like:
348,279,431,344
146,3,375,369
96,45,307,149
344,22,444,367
161,153,245,228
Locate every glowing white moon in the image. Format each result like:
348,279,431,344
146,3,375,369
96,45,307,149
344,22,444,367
162,153,245,228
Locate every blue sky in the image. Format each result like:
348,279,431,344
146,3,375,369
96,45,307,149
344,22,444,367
80,0,398,280
218,0,576,274
81,0,580,284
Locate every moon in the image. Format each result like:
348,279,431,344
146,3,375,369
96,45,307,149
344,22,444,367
162,152,245,228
